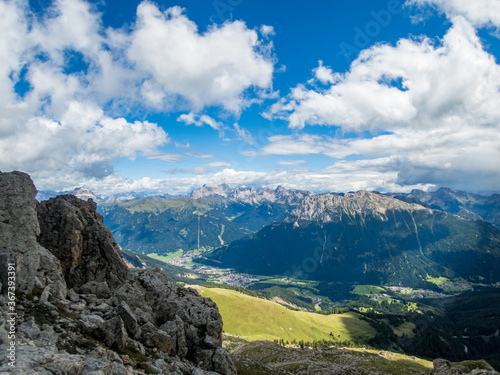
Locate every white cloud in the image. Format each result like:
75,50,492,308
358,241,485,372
262,17,500,192
246,119,500,193
205,161,234,168
407,0,500,30
174,141,190,148
184,151,215,159
233,123,254,144
44,166,432,197
0,0,275,185
260,25,275,38
165,167,208,175
178,113,224,131
128,3,274,112
270,17,500,132
0,101,169,179
313,61,340,85
178,113,226,137
278,160,307,166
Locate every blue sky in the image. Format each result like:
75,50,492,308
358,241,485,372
1,0,500,195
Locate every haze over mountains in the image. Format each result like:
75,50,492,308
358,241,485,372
189,184,312,204
34,184,500,287
203,190,500,286
393,188,500,228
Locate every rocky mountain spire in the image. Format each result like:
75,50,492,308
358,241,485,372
0,171,236,374
287,191,430,224
37,194,130,289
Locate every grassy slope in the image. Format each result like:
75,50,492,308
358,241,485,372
195,287,376,343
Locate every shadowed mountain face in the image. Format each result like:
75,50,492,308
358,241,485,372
98,195,296,254
202,192,500,287
392,187,500,228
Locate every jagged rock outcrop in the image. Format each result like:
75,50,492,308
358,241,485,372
37,194,130,289
431,358,496,375
227,339,498,375
0,171,66,299
0,171,236,375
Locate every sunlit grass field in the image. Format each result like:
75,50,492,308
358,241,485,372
195,286,376,343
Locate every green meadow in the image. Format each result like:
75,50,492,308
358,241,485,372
195,287,376,343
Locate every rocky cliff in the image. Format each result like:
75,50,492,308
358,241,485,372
190,184,311,204
0,171,236,375
286,191,431,224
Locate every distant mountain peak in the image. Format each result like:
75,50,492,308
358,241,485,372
189,184,312,204
287,190,430,224
37,187,98,202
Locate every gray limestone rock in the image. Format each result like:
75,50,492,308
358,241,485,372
79,281,111,298
116,301,141,339
37,194,130,289
0,171,237,375
0,171,67,299
102,316,128,350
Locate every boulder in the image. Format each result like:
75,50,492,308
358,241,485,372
116,301,141,339
37,194,130,289
102,316,128,350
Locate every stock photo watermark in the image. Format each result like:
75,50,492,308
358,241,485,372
283,231,335,280
4,261,17,368
340,0,404,62
213,0,243,23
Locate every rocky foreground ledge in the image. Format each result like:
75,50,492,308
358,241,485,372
0,171,236,374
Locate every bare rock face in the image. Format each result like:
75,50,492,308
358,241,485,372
190,183,312,204
287,191,431,224
37,194,130,289
0,171,66,299
0,171,236,375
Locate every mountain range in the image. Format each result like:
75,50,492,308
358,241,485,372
190,184,312,204
97,186,306,254
201,191,500,287
36,188,178,203
38,185,500,278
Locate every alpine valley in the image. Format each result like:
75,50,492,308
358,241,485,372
34,183,500,373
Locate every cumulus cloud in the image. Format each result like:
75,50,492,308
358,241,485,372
178,112,225,138
0,0,274,185
48,166,432,197
407,0,500,30
251,123,500,192
128,3,274,112
263,17,500,192
0,101,168,181
178,113,223,129
313,61,340,85
270,17,500,131
260,25,275,38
